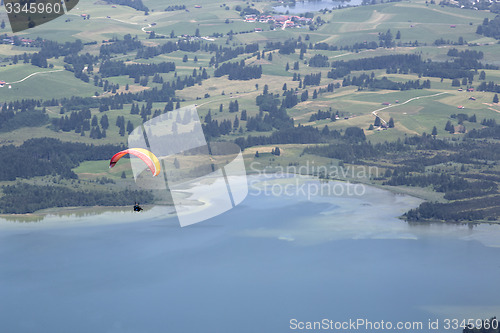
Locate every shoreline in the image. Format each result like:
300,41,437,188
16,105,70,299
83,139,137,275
1,174,411,224
1,173,497,225
0,204,169,223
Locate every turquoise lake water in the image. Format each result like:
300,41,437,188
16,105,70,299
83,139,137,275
1,177,499,333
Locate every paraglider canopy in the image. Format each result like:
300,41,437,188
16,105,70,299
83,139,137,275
109,148,161,177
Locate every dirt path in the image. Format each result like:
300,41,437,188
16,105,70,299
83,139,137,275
371,92,449,125
6,69,64,85
339,11,392,33
196,90,257,109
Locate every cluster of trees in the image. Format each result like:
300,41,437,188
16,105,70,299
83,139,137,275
308,109,340,122
136,40,255,62
447,48,484,60
378,29,395,48
477,81,500,93
451,113,476,124
266,39,305,54
0,109,48,132
0,100,49,132
467,123,500,139
281,89,300,108
202,111,234,137
327,54,496,82
235,124,342,149
214,60,262,80
64,53,98,82
0,183,154,214
29,39,84,68
308,54,330,67
236,5,261,17
0,138,123,181
93,77,121,94
302,125,500,222
404,195,500,222
314,39,393,52
99,61,176,77
136,40,184,59
481,118,498,127
164,5,185,11
384,172,495,193
328,54,421,79
476,16,500,40
52,108,92,133
116,115,134,136
99,34,143,57
213,43,260,63
342,74,431,91
373,116,394,128
278,40,300,55
303,73,321,86
433,36,466,46
228,100,239,113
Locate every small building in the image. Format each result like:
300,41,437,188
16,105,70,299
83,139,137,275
382,102,391,106
450,25,456,28
458,105,465,109
467,88,474,92
194,5,202,8
469,97,476,101
0,80,5,87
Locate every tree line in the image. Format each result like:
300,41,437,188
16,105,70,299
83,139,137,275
0,138,123,181
0,183,154,214
214,60,262,80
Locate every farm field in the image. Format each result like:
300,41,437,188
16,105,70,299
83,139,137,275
0,0,497,219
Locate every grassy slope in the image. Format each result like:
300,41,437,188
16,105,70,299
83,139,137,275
0,0,498,207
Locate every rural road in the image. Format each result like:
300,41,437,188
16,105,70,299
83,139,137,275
6,69,65,85
371,91,449,124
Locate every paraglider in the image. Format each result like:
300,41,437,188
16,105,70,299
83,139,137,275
109,148,161,177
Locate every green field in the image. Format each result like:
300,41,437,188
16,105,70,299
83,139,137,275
0,0,498,196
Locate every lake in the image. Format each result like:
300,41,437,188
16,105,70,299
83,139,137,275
274,0,364,14
1,176,500,333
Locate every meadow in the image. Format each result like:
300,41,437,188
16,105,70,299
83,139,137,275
0,0,498,202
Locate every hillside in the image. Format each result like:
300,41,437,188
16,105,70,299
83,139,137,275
0,0,499,221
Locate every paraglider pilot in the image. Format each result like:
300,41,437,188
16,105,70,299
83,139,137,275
133,202,143,212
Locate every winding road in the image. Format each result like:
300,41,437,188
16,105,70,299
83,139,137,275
5,69,64,85
371,91,449,125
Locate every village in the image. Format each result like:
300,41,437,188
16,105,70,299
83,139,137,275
244,14,312,29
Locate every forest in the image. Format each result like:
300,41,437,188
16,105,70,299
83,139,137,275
476,16,500,39
304,124,500,222
0,138,123,181
0,183,154,214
